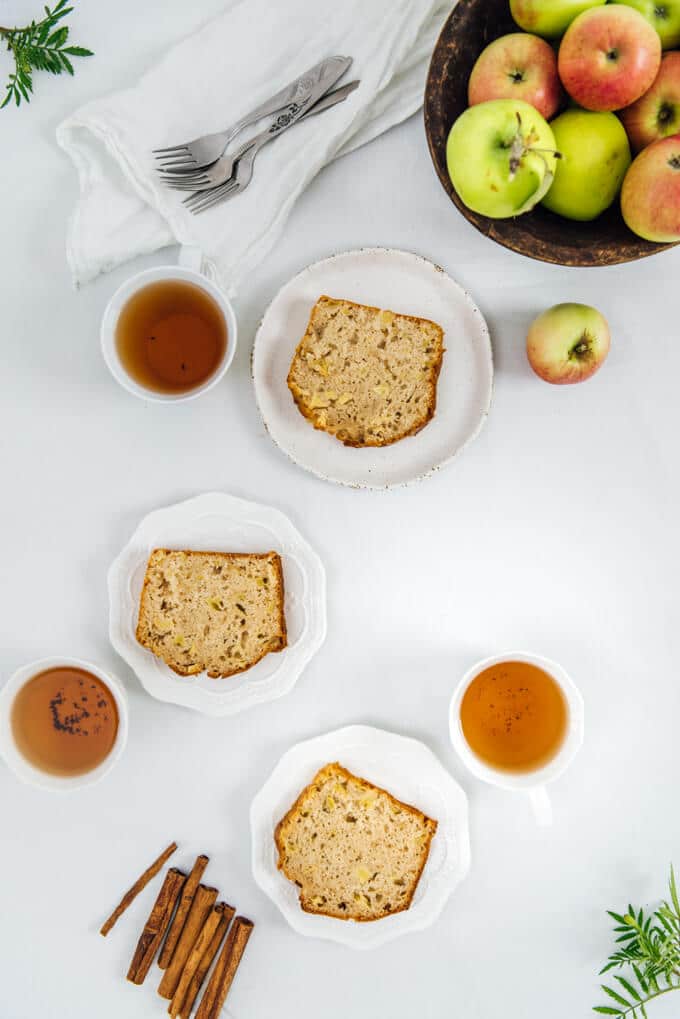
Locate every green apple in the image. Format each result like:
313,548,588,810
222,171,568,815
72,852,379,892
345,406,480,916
527,303,611,384
613,0,680,49
541,109,631,221
446,99,558,219
510,0,606,38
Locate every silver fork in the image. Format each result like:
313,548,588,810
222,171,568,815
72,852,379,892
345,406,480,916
182,80,360,214
154,55,351,172
161,79,359,194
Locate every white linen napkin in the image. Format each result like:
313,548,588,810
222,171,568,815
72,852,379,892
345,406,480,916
56,0,451,294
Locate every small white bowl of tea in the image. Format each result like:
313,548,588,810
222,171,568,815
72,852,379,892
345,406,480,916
101,249,237,403
449,652,584,825
0,657,128,791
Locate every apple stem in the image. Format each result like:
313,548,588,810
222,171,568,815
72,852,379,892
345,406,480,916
508,115,562,179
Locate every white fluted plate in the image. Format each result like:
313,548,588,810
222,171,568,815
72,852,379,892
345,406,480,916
107,492,326,716
250,724,470,948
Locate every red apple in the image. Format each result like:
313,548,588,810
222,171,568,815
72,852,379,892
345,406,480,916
526,303,611,384
468,33,561,120
620,52,680,152
558,5,661,112
621,133,680,241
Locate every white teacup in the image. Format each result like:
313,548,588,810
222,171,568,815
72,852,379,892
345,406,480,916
449,651,584,826
0,656,129,792
101,246,237,403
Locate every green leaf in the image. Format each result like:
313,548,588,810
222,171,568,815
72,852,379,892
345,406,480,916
49,3,73,21
46,26,68,48
62,45,92,56
59,52,73,74
593,1009,622,1016
670,865,680,915
602,986,631,1008
615,977,641,1001
632,965,649,993
600,962,620,975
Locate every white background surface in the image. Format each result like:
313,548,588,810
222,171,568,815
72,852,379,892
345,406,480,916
2,2,680,1018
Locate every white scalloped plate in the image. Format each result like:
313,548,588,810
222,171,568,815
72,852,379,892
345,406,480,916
250,725,470,949
252,247,493,488
107,492,327,716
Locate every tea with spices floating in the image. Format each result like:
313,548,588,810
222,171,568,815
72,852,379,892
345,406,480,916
115,279,227,394
11,666,119,776
459,660,568,773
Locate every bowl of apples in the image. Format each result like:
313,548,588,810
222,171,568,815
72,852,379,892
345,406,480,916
424,0,680,265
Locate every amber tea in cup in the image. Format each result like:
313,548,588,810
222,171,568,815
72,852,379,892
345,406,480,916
115,278,228,395
459,659,568,774
11,665,119,777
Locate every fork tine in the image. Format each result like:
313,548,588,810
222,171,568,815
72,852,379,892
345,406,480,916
183,181,232,207
188,181,239,213
155,156,199,170
193,191,234,214
161,177,213,191
157,167,209,181
182,178,234,204
152,144,190,155
157,167,208,180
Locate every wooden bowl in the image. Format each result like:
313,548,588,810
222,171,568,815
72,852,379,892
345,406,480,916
424,0,676,267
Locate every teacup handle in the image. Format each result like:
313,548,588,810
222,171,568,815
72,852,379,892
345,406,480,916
528,785,553,827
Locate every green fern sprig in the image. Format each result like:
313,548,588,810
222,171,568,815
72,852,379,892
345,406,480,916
595,867,680,1018
0,0,93,109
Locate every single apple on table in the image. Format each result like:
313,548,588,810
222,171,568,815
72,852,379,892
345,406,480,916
558,5,661,111
468,33,561,120
509,0,606,38
542,109,631,220
613,0,680,50
446,99,558,218
527,304,611,385
620,52,680,152
621,133,680,241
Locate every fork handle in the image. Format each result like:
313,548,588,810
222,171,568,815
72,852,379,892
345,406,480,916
199,56,350,155
232,69,353,165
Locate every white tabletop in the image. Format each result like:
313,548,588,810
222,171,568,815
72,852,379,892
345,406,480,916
2,2,680,1018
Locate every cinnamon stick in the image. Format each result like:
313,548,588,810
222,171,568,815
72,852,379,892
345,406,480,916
177,904,234,1019
158,884,218,1000
168,902,232,1018
127,868,186,985
158,854,209,969
100,842,178,936
195,915,254,1019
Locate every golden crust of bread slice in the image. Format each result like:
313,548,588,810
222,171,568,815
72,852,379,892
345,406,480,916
275,762,438,922
135,549,287,679
287,295,445,448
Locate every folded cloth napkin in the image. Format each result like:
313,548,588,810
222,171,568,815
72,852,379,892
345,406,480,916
56,0,451,294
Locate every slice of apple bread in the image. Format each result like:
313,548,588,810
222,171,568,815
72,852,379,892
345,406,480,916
135,549,286,678
275,762,437,922
286,295,444,447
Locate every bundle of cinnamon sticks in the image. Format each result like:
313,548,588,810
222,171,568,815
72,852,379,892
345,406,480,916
100,843,253,1019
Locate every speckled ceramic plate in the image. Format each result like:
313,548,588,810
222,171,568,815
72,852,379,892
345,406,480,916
252,247,493,489
250,725,471,949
